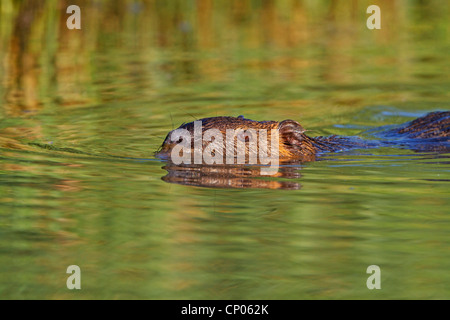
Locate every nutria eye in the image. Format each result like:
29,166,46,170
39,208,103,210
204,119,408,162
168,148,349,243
237,132,252,142
176,137,183,143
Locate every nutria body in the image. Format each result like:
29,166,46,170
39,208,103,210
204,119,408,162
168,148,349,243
156,111,450,163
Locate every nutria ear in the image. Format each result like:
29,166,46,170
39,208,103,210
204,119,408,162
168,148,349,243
279,120,305,132
278,120,306,147
278,120,305,137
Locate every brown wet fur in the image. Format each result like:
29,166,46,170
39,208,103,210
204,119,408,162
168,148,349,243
157,115,318,162
156,112,450,163
384,111,450,139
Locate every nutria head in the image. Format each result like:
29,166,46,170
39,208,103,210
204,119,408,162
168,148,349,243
156,115,317,163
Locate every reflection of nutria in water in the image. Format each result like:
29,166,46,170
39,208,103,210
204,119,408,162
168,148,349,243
161,162,302,190
156,112,450,163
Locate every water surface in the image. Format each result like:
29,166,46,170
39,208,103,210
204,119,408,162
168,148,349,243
0,0,449,299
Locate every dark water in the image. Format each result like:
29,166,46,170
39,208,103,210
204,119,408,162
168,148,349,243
0,0,449,299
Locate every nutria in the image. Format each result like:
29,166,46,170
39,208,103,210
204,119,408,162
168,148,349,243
156,111,450,163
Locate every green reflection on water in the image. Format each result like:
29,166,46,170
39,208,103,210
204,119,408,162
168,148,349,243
0,0,449,299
